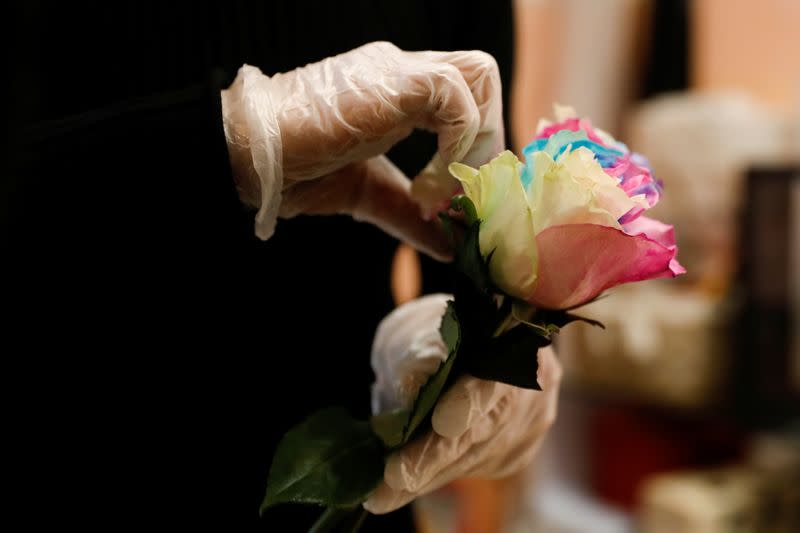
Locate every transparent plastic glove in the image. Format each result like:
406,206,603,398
365,295,562,515
220,42,503,259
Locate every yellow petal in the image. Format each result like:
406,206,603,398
449,152,538,299
528,149,638,232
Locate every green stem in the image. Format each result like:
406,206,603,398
347,508,368,533
308,507,350,533
492,309,516,337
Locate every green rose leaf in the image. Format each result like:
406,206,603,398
439,299,460,349
261,407,385,511
467,325,550,390
453,215,493,295
370,408,409,449
403,301,461,441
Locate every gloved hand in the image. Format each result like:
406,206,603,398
220,41,503,260
365,294,562,514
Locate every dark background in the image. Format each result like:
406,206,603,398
4,1,513,530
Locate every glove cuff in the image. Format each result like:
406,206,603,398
222,65,284,240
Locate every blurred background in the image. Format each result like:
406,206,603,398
393,0,800,531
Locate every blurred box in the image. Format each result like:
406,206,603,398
747,433,800,533
588,406,744,510
731,166,800,426
559,283,736,409
639,467,764,533
639,433,800,533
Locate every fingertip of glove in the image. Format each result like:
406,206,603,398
363,482,414,515
431,394,471,440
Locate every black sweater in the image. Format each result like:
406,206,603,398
5,2,513,530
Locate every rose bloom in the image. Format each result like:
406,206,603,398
448,106,684,310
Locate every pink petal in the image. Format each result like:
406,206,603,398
529,223,683,309
606,154,662,214
536,118,608,145
624,216,686,276
624,216,675,248
667,258,687,277
619,172,648,194
605,156,631,178
618,206,645,225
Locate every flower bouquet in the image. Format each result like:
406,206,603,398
260,106,684,531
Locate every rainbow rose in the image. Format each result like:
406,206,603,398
448,106,684,309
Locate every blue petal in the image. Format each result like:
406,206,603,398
520,129,625,189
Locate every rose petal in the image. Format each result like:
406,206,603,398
623,216,676,248
527,151,633,231
624,216,687,276
529,223,682,309
534,115,617,147
450,152,539,300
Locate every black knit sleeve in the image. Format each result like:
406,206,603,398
8,70,248,246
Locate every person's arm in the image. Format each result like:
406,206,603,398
9,41,505,266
